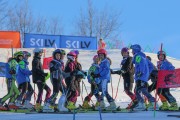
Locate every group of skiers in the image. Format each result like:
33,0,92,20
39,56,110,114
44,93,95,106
110,44,179,111
0,44,179,112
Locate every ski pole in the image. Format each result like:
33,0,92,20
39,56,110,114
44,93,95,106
33,83,36,105
80,81,84,103
73,109,76,120
98,107,102,120
82,81,95,106
114,74,122,99
110,74,114,98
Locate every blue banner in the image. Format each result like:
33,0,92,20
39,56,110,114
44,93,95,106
0,62,6,77
24,33,60,48
60,35,97,50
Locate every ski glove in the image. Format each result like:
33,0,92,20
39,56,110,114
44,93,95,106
120,70,126,74
111,69,123,75
9,69,16,74
44,73,48,77
82,70,87,76
110,69,115,74
70,70,79,76
91,73,101,78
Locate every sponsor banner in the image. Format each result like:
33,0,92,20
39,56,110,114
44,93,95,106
24,33,60,48
0,31,21,48
0,62,6,77
157,68,180,88
43,57,53,69
60,35,97,50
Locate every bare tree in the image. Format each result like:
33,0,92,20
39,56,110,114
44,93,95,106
74,0,121,40
76,9,88,36
48,17,64,35
95,8,121,39
6,0,35,46
34,16,48,34
6,0,64,47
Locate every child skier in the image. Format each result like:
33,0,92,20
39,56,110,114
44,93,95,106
0,53,20,110
91,49,116,110
157,51,179,110
15,51,34,109
32,48,51,110
111,47,137,109
64,51,79,110
130,44,155,110
70,50,85,103
43,49,68,112
82,55,101,109
146,56,166,108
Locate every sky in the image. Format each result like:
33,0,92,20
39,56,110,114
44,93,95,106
9,0,180,59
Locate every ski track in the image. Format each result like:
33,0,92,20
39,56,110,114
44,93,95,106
0,111,180,120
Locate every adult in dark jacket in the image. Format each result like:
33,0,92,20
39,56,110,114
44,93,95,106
32,48,51,110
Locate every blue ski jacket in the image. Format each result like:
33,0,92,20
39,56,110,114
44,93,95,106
98,58,111,83
157,60,175,70
132,52,149,82
16,60,32,85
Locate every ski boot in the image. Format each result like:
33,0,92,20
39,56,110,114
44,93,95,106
0,103,8,111
126,100,138,109
147,102,159,111
133,102,145,111
82,100,92,109
95,101,105,110
8,103,19,109
169,102,179,111
35,103,42,112
159,101,169,111
15,100,23,108
105,101,117,111
58,95,68,112
43,102,54,112
66,101,76,110
23,100,33,109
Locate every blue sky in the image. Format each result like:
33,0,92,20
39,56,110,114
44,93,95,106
11,0,180,59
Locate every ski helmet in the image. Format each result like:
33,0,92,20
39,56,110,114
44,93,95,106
67,51,76,61
71,50,79,55
146,56,152,61
97,49,107,56
60,49,66,55
157,51,166,59
121,47,129,55
130,44,141,54
33,48,43,54
14,51,23,58
23,51,31,57
93,55,99,61
52,49,61,59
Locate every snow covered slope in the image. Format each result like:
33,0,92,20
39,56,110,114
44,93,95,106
0,48,180,107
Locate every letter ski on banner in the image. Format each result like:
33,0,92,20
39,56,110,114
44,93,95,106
43,57,53,69
60,35,97,50
0,62,6,77
24,33,60,48
157,68,180,88
0,31,21,48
